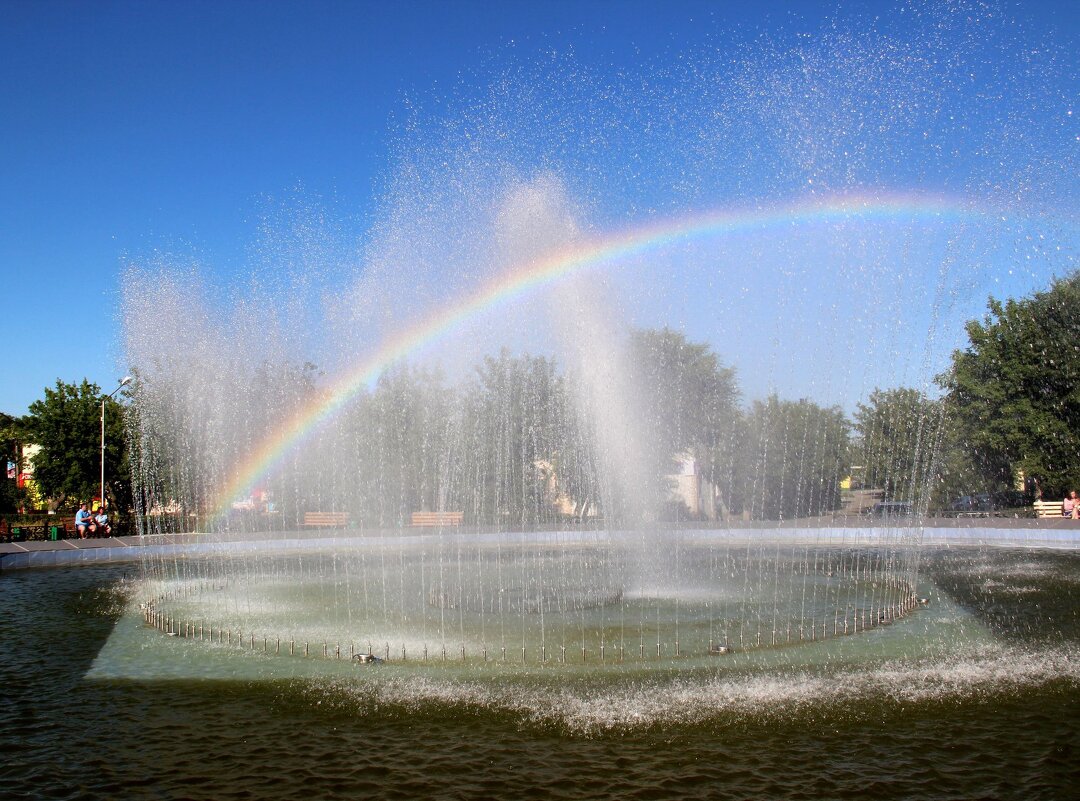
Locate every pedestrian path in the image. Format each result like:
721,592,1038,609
2,519,1077,571
0,536,149,569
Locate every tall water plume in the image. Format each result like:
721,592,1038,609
124,2,1075,667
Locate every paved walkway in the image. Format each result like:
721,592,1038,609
0,536,142,552
0,535,148,570
2,517,1078,571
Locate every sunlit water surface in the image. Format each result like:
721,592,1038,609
1,547,1077,800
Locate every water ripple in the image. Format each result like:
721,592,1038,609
3,561,1078,800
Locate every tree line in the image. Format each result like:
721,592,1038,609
118,328,852,528
6,271,1080,524
2,382,129,516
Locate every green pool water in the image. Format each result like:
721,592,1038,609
2,547,1077,800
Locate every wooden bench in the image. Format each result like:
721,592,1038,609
302,512,349,527
1033,500,1067,519
410,511,464,527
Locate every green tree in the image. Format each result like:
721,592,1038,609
938,272,1080,498
853,387,943,506
357,363,458,527
461,350,568,525
627,327,740,458
23,379,130,511
0,412,26,513
929,399,988,507
626,328,741,517
739,395,850,520
126,358,322,528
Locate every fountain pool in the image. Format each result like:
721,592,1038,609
136,526,922,672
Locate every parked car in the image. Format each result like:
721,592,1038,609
948,494,994,513
946,491,1029,514
868,501,914,517
990,490,1029,510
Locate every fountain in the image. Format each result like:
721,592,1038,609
4,6,1077,799
118,4,1072,686
123,177,931,670
135,529,921,669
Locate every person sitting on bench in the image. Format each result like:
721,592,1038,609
74,503,93,538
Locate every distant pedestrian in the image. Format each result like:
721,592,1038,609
74,503,92,538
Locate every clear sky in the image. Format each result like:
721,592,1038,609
2,0,1077,416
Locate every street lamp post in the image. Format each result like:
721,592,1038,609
101,376,132,513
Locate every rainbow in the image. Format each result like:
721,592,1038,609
213,192,981,519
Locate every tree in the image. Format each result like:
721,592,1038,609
853,387,943,506
626,328,741,517
460,350,569,525
0,412,25,513
356,363,459,527
627,327,740,458
738,395,850,520
938,272,1080,498
126,357,323,528
929,399,989,507
23,379,130,511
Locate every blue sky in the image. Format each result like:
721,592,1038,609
2,0,1077,415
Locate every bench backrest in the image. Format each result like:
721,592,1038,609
1033,500,1065,518
303,512,348,526
410,511,464,527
